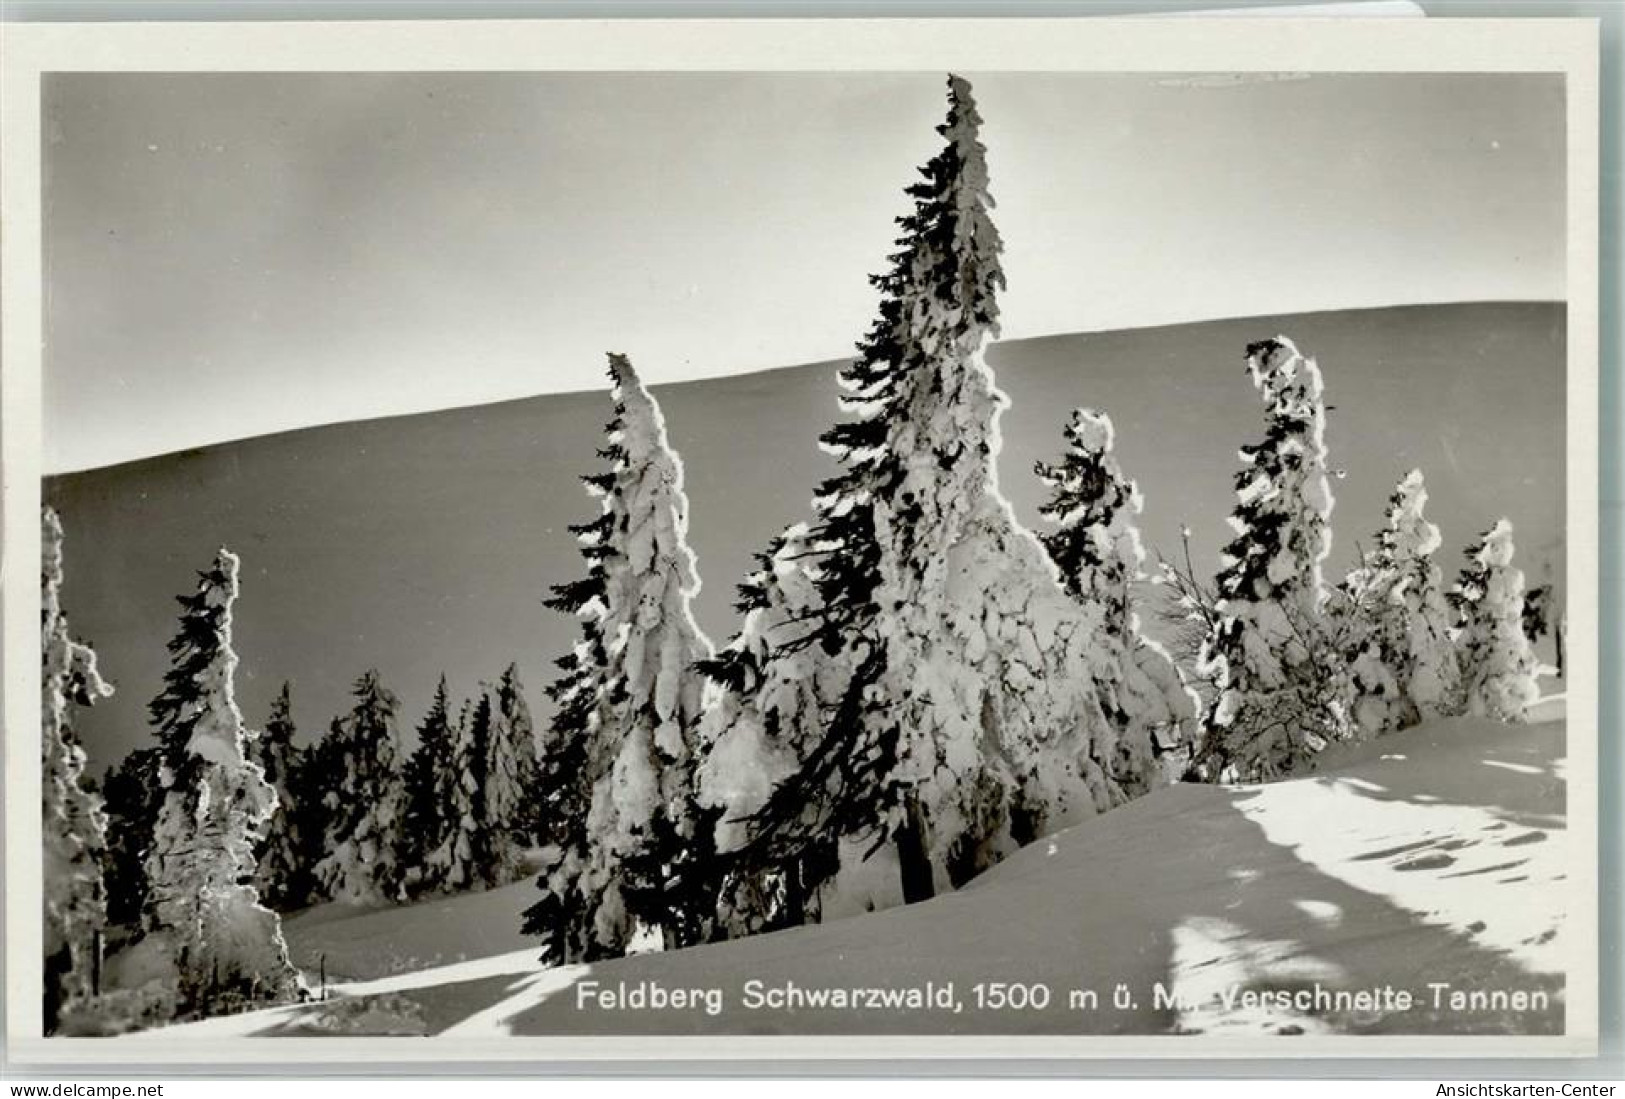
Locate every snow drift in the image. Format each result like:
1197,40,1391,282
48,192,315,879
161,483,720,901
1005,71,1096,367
130,705,1568,1040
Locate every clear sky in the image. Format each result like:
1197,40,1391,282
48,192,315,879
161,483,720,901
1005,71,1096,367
42,70,1564,472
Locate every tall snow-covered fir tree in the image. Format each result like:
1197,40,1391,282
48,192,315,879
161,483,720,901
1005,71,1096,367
313,670,407,904
523,353,714,964
1032,409,1199,789
250,683,308,911
401,675,456,895
697,75,1157,928
1338,470,1462,735
1191,337,1354,783
1452,519,1540,722
41,507,114,1032
141,548,303,1015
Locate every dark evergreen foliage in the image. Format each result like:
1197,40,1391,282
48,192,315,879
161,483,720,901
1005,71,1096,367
1522,583,1552,648
252,683,310,911
692,534,790,695
522,395,623,958
1033,411,1137,625
101,748,162,928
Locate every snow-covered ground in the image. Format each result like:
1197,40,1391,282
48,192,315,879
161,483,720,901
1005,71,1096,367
280,873,543,982
124,704,1567,1040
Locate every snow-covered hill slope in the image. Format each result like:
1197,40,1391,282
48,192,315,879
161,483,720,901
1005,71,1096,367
49,301,1566,777
127,708,1568,1040
278,878,543,983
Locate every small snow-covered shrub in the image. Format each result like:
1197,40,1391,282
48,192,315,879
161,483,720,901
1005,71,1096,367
1452,519,1540,723
1335,470,1462,736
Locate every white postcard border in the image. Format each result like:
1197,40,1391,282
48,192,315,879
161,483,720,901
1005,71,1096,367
0,15,1601,1063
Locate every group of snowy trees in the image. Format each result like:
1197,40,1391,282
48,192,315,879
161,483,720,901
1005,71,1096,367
43,516,303,1032
99,659,543,927
514,75,1555,961
518,77,1199,960
43,511,544,1033
1172,338,1547,783
42,73,1557,1029
404,667,542,896
287,662,539,905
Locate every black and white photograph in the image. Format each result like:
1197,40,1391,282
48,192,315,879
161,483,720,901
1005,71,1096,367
1,16,1601,1063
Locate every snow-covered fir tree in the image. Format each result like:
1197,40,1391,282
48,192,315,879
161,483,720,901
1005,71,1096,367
523,353,714,963
1451,519,1540,722
313,670,407,904
1191,337,1354,783
693,525,834,933
1338,470,1462,734
251,683,308,911
41,507,114,1032
1033,409,1199,788
697,76,1158,929
429,691,492,892
141,548,303,1015
401,675,457,896
1035,410,1141,621
488,663,538,880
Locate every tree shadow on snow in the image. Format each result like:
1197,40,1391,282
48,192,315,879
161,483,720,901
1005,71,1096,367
1304,717,1565,831
249,721,1568,1039
489,725,1565,1038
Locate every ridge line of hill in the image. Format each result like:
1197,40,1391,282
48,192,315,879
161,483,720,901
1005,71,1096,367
43,299,1560,479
